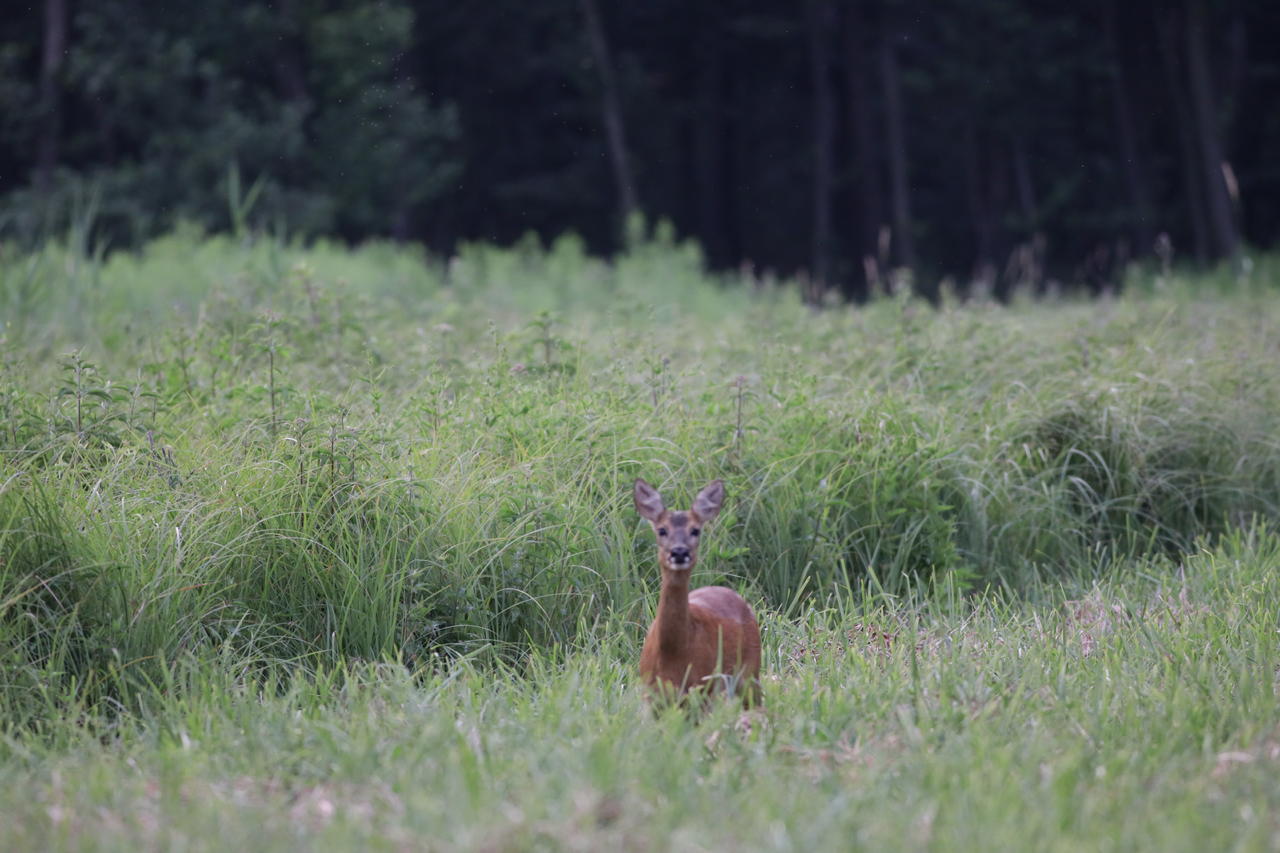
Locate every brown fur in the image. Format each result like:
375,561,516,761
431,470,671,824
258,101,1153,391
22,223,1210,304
634,478,762,705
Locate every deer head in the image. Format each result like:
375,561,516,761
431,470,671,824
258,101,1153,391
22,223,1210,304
634,478,724,574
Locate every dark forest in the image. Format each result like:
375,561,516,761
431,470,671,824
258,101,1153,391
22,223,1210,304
3,1,1277,296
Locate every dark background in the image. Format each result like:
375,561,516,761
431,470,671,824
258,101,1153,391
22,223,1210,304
4,1,1277,296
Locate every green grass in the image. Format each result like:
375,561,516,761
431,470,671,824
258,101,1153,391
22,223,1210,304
3,531,1278,851
2,227,1279,850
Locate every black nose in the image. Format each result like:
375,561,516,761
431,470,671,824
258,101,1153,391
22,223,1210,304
670,547,690,562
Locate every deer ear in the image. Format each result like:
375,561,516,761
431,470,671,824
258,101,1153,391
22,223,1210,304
692,479,724,522
634,478,665,522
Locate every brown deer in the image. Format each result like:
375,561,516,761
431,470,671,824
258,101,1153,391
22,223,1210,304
634,478,761,706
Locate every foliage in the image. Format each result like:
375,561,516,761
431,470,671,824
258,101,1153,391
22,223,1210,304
1,1,1276,282
0,0,458,244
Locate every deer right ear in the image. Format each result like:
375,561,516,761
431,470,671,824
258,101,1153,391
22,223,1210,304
634,478,665,522
692,479,725,522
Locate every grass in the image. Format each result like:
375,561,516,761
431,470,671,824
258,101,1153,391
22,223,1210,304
2,531,1278,851
1,225,1279,849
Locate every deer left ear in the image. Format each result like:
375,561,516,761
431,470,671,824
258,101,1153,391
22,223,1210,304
692,479,724,522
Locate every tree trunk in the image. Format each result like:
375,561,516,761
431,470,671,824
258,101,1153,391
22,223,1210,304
579,0,639,230
1104,0,1155,253
964,121,995,281
1012,136,1037,229
806,0,836,295
1157,9,1209,262
35,0,69,193
274,0,310,104
842,5,883,297
879,33,915,271
1184,0,1239,260
986,135,1014,298
720,62,742,267
1222,9,1247,135
692,13,728,265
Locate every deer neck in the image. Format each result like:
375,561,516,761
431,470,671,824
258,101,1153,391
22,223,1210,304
655,568,693,654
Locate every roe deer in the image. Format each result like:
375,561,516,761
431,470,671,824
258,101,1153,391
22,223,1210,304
634,478,761,705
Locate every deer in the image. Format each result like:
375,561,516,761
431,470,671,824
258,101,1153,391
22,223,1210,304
634,478,761,706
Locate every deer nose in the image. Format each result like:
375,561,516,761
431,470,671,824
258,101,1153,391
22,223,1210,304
669,546,690,563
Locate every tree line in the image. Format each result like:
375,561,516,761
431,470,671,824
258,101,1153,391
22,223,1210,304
3,0,1275,296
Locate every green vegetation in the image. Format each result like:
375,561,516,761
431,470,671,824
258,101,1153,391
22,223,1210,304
2,230,1279,850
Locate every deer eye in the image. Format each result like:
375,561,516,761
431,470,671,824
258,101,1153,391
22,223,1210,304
691,528,700,537
657,527,668,537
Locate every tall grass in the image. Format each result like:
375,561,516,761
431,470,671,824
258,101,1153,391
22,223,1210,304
2,227,1279,726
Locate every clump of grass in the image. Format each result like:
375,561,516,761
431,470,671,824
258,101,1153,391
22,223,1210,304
0,479,115,731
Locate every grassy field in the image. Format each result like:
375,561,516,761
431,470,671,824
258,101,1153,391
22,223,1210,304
2,227,1279,850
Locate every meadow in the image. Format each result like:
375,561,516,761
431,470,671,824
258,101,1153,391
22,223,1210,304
2,225,1279,850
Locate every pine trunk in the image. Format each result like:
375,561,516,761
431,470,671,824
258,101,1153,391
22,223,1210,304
806,0,836,296
879,34,915,271
580,0,639,230
1184,0,1239,261
36,0,69,192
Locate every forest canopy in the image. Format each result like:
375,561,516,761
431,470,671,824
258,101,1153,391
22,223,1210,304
3,0,1276,296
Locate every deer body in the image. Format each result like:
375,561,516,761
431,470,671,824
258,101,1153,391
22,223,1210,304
634,479,761,705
